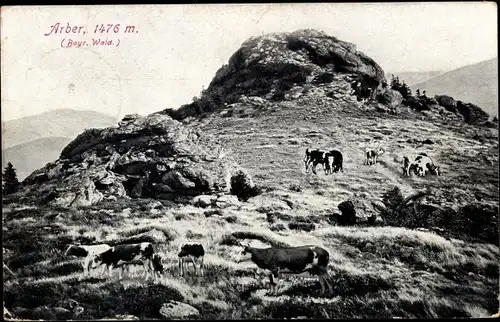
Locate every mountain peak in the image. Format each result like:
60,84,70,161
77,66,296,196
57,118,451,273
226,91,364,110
166,29,386,120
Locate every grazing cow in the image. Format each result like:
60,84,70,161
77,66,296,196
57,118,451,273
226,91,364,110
178,243,205,277
64,244,111,278
304,148,328,174
151,253,165,279
113,253,164,281
324,149,344,174
403,153,440,177
234,244,332,295
90,242,155,280
365,147,385,165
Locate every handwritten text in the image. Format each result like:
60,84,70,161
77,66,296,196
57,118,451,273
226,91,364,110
44,22,138,48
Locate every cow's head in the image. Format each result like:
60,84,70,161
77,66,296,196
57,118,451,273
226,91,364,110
152,254,165,274
90,253,105,269
234,243,252,263
177,244,192,258
377,147,385,156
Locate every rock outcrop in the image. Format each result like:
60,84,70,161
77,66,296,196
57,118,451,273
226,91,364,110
159,301,200,319
23,113,258,207
165,29,387,120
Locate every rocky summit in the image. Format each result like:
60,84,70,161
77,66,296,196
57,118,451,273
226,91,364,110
21,113,258,208
167,29,386,120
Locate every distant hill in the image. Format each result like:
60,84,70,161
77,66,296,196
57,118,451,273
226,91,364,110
2,137,72,181
1,109,117,149
385,71,443,86
410,58,498,117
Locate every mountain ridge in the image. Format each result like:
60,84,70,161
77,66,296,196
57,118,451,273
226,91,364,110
2,109,117,149
410,57,498,117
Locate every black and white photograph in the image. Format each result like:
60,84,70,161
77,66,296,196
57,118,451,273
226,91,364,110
2,2,499,320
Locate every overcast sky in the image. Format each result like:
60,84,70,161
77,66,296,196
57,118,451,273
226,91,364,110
1,3,497,121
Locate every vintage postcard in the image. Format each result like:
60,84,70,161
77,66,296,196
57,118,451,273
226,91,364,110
2,3,499,320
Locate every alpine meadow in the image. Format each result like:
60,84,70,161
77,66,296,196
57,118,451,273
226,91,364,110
3,28,499,320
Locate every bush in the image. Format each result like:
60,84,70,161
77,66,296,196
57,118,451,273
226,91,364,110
381,186,498,244
230,170,262,202
337,201,357,225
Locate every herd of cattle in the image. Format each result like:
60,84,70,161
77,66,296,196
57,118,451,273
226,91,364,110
63,240,333,296
32,146,441,298
304,147,441,177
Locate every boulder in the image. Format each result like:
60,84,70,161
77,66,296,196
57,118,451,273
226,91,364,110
337,198,381,225
193,195,217,208
159,301,200,319
381,89,403,108
215,195,241,209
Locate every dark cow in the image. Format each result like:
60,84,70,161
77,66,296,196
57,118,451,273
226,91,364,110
151,253,165,278
304,148,327,174
235,244,332,295
90,242,155,280
178,243,205,277
325,150,344,174
365,147,385,165
113,253,165,281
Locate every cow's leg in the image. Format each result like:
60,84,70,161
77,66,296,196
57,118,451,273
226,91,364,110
269,269,280,296
99,264,106,277
81,259,89,279
108,265,113,278
305,160,310,173
267,271,277,296
312,161,319,175
199,257,205,277
317,274,326,295
142,259,151,281
191,257,198,276
118,266,124,280
178,257,183,276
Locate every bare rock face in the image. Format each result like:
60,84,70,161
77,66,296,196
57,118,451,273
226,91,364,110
23,113,257,207
166,29,386,120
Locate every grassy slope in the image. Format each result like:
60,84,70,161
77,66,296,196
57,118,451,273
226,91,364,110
3,99,499,319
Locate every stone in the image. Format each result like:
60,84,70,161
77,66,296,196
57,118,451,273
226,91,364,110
215,195,241,209
159,301,200,319
193,195,217,208
381,89,403,108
